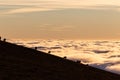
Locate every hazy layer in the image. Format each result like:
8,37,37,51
1,8,120,40
1,0,120,39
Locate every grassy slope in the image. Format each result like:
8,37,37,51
0,41,120,80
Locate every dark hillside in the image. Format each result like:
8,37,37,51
0,41,120,80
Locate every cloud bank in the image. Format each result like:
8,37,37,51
10,40,120,75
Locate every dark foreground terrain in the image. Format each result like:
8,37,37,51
0,41,120,80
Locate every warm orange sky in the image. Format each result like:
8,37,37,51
0,0,120,40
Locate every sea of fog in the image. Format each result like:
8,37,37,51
9,39,120,75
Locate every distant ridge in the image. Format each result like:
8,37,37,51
0,41,120,80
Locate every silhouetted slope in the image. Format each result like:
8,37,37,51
0,41,120,80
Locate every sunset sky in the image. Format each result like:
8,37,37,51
0,0,120,40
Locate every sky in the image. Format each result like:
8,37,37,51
1,0,120,40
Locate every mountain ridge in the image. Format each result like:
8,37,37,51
0,41,120,80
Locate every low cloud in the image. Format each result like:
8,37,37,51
106,64,120,74
10,40,120,74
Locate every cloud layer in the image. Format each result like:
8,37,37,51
1,0,120,6
1,0,120,14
